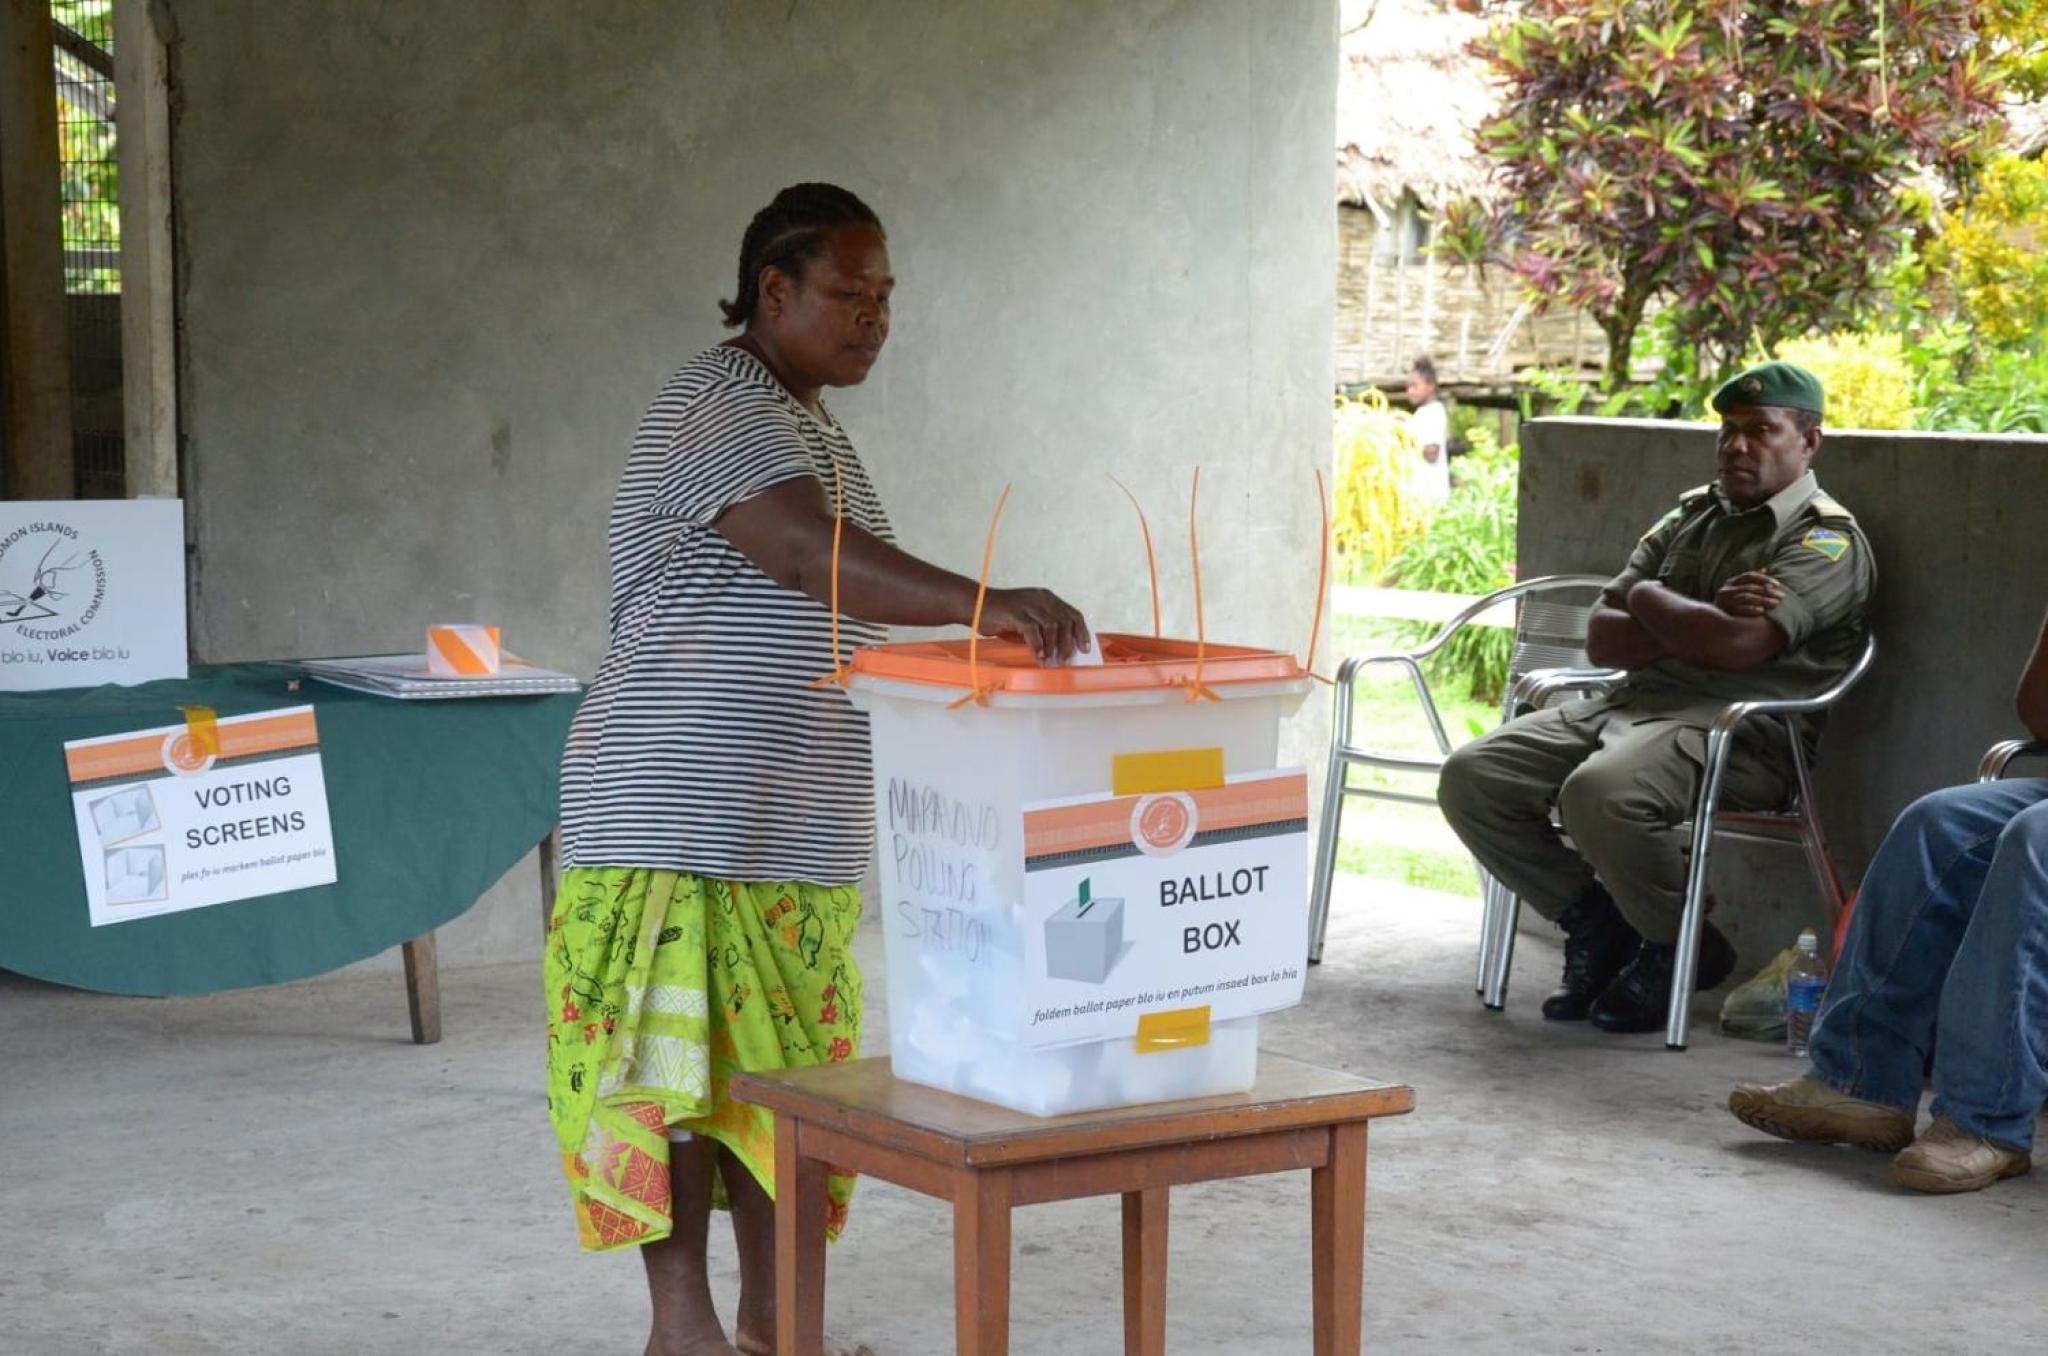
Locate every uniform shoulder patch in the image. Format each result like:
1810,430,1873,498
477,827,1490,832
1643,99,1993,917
1799,526,1851,562
1679,483,1715,507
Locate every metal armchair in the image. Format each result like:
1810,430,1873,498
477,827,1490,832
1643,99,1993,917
1474,635,1879,1049
1306,573,1615,964
1979,739,2048,782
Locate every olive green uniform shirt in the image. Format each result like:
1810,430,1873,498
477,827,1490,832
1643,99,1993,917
1601,471,1875,719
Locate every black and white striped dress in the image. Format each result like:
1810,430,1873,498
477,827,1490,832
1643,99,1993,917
558,344,893,883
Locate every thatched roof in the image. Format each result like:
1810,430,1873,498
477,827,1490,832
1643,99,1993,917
1335,0,1496,216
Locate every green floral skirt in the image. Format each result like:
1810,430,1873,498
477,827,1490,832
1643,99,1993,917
544,868,862,1251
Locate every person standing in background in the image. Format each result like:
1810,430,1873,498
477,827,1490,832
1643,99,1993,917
1406,355,1452,509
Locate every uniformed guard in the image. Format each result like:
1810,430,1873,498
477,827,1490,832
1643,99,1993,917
1438,360,1876,1034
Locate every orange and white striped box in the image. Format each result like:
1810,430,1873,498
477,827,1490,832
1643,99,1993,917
426,624,501,676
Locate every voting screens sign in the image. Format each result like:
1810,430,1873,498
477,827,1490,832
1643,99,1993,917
64,707,338,927
1,499,187,690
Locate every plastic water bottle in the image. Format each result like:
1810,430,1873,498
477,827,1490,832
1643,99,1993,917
1785,929,1828,1057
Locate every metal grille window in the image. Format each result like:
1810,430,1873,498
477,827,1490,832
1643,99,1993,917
51,0,123,497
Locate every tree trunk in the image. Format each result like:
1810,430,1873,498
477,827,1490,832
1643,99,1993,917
1597,290,1649,392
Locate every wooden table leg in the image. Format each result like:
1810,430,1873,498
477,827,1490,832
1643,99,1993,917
400,931,440,1045
1310,1122,1367,1356
775,1117,828,1356
1121,1186,1169,1356
952,1169,1014,1356
537,828,560,933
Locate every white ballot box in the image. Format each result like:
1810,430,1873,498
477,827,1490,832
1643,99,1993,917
848,634,1313,1116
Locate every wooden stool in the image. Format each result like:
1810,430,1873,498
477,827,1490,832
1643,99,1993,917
732,1053,1414,1355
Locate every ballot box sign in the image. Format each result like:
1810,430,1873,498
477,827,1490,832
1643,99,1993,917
0,499,188,690
1019,768,1310,1048
63,706,337,926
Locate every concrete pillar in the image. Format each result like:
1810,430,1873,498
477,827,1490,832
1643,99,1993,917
115,0,177,498
0,0,75,498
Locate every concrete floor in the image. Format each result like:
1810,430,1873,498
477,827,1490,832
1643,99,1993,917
4,879,2043,1355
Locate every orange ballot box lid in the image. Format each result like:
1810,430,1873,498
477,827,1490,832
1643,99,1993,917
846,632,1306,696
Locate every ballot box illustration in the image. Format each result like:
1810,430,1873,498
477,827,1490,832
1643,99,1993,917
1044,879,1127,984
848,634,1313,1117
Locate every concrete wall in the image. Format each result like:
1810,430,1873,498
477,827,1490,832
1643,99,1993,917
1520,417,2048,966
166,1,1339,970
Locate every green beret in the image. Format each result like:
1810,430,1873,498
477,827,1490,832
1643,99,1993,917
1711,360,1825,417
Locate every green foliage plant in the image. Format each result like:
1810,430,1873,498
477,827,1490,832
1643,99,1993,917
1439,1,2006,390
1980,0,2048,99
1387,435,1521,703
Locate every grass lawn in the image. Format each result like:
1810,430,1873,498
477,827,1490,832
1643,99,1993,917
1325,614,1498,899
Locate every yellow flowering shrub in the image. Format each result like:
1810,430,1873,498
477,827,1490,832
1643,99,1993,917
1929,156,2048,347
1774,333,1916,431
1332,390,1432,580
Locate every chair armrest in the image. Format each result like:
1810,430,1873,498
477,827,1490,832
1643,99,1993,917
1359,572,1614,667
1703,636,1878,740
1332,650,1455,760
1331,573,1613,761
1509,666,1625,717
1979,739,2048,783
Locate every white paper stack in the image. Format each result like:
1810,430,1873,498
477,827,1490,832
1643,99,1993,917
300,653,581,700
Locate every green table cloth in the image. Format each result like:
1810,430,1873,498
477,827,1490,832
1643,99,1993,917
0,663,579,995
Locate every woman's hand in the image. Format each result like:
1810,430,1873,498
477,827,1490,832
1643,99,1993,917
980,587,1091,664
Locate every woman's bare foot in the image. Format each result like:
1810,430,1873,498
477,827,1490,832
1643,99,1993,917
646,1325,738,1356
732,1322,873,1356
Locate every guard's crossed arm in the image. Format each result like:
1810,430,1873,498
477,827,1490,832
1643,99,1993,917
1585,601,1670,670
1623,580,1788,671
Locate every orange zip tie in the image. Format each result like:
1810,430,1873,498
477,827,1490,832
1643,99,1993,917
810,460,852,689
1184,467,1219,703
948,483,1013,711
1305,466,1334,685
1109,474,1162,638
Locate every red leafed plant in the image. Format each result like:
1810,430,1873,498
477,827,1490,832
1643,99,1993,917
1440,1,2007,387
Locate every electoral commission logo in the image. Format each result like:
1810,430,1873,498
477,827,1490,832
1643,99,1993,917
0,521,108,642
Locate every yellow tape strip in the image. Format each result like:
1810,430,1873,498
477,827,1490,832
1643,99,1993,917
179,705,220,759
1112,747,1224,797
1135,1005,1212,1054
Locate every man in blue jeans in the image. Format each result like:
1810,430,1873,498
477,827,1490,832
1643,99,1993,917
1729,615,2048,1192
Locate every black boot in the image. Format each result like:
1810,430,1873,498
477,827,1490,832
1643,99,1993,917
1590,923,1739,1034
1542,885,1638,1021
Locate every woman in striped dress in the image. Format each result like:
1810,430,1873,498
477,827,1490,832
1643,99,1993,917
547,183,1089,1356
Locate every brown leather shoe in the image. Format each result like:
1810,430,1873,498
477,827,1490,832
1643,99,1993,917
1890,1116,2033,1194
1728,1075,1915,1152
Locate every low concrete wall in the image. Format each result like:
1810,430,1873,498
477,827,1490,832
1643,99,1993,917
1518,417,2048,970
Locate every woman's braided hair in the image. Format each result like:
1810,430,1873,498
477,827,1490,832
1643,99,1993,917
719,183,884,328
